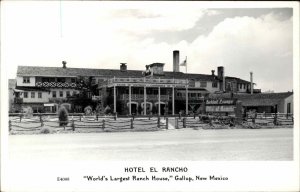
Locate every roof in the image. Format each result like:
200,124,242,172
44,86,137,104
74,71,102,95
16,66,221,81
209,92,293,106
225,76,251,84
8,79,16,89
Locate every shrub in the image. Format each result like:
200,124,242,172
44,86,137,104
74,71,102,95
104,105,111,115
84,105,93,115
58,106,69,126
23,106,33,118
40,127,51,134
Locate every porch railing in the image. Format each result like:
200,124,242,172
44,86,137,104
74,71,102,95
120,94,169,101
108,77,188,85
36,82,78,88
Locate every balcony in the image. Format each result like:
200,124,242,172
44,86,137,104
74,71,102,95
107,77,188,87
120,94,169,101
14,98,23,104
36,82,78,88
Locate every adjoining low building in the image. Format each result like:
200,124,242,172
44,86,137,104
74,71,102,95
208,92,293,114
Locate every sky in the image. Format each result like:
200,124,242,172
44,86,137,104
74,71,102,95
1,1,294,92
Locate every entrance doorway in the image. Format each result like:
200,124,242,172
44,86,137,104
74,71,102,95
127,102,138,115
154,102,166,115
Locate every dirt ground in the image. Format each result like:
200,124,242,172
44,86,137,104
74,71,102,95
9,128,293,161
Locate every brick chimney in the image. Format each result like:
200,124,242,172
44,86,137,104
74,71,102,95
211,70,215,76
62,61,67,68
173,50,179,72
120,63,127,72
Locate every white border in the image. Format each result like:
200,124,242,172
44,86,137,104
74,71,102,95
1,1,299,192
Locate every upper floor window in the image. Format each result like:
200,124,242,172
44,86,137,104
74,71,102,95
57,78,66,83
200,81,207,88
38,92,42,98
52,91,56,98
24,92,28,98
23,77,30,83
31,92,35,98
243,84,246,89
59,91,63,97
212,82,218,88
66,91,70,97
240,84,243,89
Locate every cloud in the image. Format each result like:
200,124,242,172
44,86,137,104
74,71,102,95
185,13,293,92
2,2,293,93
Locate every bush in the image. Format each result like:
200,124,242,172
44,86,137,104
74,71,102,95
40,127,51,134
58,106,69,126
104,105,111,115
84,105,93,115
23,106,33,118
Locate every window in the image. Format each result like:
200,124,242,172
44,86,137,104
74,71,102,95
243,84,246,89
71,78,76,83
240,84,243,89
212,82,218,88
197,93,202,97
24,92,28,98
31,92,35,98
59,91,63,97
66,91,70,97
38,92,42,98
52,91,56,98
191,93,196,97
23,77,30,83
57,78,66,83
200,81,207,88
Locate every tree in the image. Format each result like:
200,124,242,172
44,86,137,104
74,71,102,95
58,106,69,126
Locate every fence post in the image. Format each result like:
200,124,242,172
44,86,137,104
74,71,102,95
130,119,133,129
286,113,288,119
183,117,186,128
102,119,105,130
273,113,278,126
41,118,44,127
19,115,22,122
166,118,168,129
157,117,160,128
72,119,75,131
80,115,82,121
39,114,42,122
194,113,196,119
9,120,12,131
96,114,98,121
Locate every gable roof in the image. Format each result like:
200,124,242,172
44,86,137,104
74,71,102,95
225,76,251,84
16,66,222,81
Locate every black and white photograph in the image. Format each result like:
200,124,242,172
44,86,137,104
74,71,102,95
1,1,299,192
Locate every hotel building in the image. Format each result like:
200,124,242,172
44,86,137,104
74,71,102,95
11,50,259,115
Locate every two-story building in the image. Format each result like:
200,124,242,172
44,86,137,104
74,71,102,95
11,50,254,115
